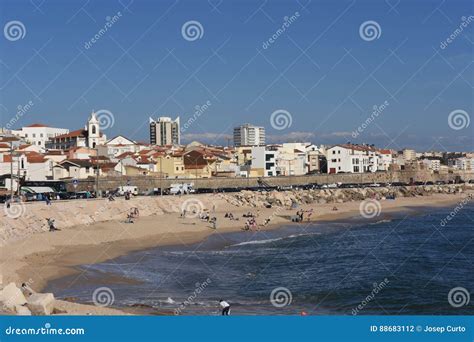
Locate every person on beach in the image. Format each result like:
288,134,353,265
46,218,59,232
210,217,217,229
307,209,313,221
219,300,231,315
45,194,51,206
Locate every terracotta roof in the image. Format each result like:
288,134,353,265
26,123,49,128
0,143,10,148
116,152,135,159
54,129,86,139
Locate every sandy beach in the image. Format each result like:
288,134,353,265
1,189,472,315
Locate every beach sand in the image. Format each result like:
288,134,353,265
1,191,472,315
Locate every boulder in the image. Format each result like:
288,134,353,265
0,282,27,311
15,305,32,316
27,293,55,315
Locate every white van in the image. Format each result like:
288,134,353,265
116,186,138,196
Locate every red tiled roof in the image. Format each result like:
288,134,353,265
26,123,49,128
54,129,85,139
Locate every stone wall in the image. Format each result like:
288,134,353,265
67,170,474,193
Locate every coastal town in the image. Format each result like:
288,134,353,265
0,111,473,198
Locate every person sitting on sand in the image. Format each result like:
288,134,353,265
46,218,60,232
332,206,338,211
126,213,134,224
219,299,231,316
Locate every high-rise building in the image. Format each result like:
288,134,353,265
149,117,180,146
233,124,265,147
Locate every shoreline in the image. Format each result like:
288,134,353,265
1,190,472,315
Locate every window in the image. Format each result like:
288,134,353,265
338,158,341,162
92,125,96,134
332,151,335,154
25,134,28,137
176,167,179,171
338,166,341,170
353,166,360,172
38,141,41,145
338,150,341,154
40,133,43,137
32,134,36,138
331,159,337,162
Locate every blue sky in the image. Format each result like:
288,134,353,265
0,0,472,151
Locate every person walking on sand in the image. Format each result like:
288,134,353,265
219,299,231,315
210,217,217,229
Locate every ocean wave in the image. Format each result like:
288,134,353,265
230,232,321,247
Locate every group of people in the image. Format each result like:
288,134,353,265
126,207,140,223
224,212,237,220
243,217,258,231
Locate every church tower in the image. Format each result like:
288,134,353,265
87,111,100,148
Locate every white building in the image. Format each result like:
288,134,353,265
455,158,474,170
233,124,265,147
276,143,307,176
327,144,379,174
0,152,53,181
101,135,139,158
402,149,416,162
149,117,180,146
11,124,69,150
421,158,441,171
250,146,278,177
47,112,107,150
377,149,393,171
